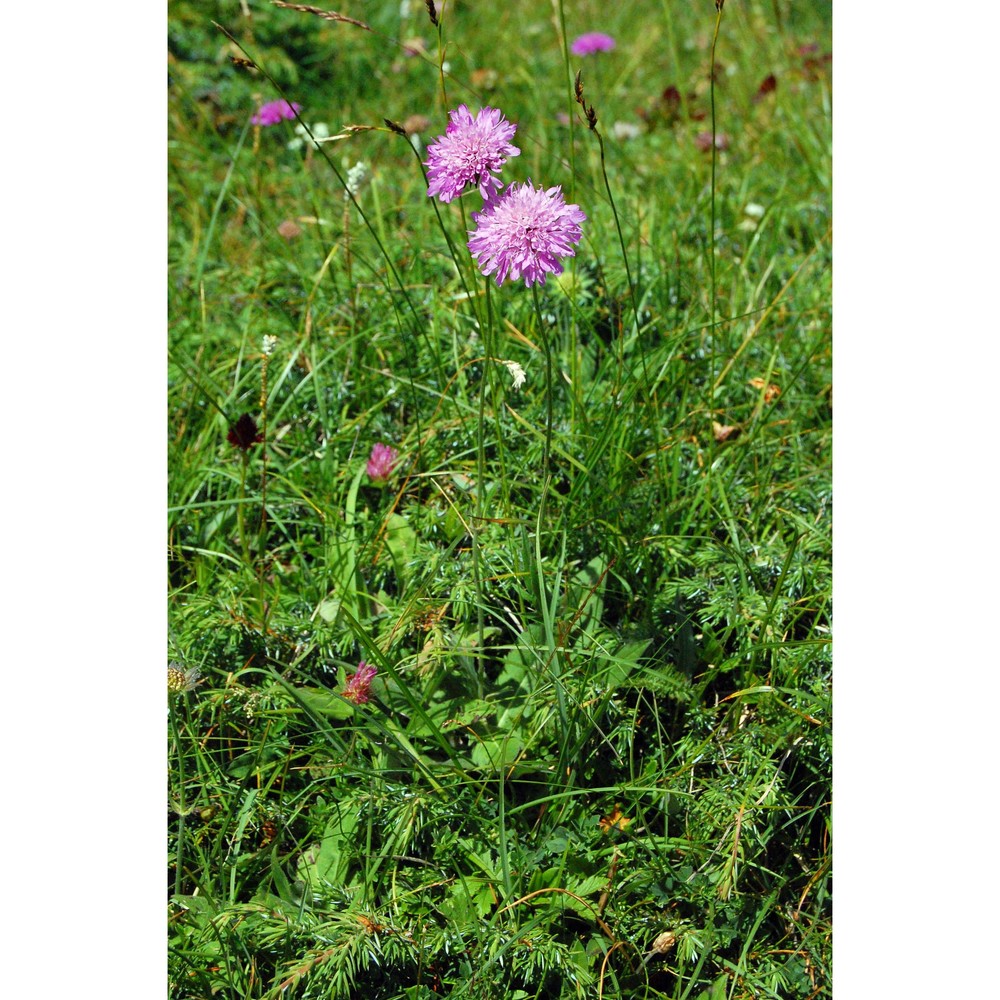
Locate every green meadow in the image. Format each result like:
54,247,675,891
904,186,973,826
168,2,832,996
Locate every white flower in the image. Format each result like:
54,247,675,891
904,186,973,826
611,121,641,142
287,122,331,152
738,202,766,232
344,160,371,199
262,334,278,356
500,359,526,390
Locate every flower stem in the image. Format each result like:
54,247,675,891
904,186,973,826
709,2,725,401
531,284,554,494
258,351,271,631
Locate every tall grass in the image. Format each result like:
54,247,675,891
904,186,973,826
169,2,831,997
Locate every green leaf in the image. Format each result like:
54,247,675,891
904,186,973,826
293,684,354,720
384,512,418,584
309,802,361,887
471,734,525,771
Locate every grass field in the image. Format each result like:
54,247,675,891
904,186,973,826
168,2,832,996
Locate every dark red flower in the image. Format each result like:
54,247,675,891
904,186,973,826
227,413,264,451
754,73,777,103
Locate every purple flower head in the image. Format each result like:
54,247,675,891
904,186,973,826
424,105,520,204
342,661,377,704
467,180,586,288
251,99,302,126
570,33,616,56
366,443,399,484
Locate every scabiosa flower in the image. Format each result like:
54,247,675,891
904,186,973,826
168,663,201,695
227,413,264,451
571,32,616,56
467,180,586,288
366,443,399,484
342,661,377,704
424,105,520,203
251,99,301,126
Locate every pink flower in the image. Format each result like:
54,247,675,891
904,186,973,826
424,105,520,204
570,33,616,56
366,443,399,484
695,130,730,152
467,180,586,288
251,100,302,126
342,661,377,704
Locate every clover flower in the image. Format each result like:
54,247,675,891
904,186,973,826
342,661,377,704
467,180,586,287
571,32,616,56
366,442,399,484
251,99,302,126
424,105,520,203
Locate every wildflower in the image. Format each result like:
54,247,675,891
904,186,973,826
227,413,264,451
366,442,399,484
424,105,520,204
403,114,431,135
277,219,302,240
262,334,278,356
467,180,586,288
168,663,201,695
344,161,371,199
695,130,730,152
738,202,765,232
570,32,616,56
287,121,330,151
500,359,526,390
403,113,431,153
251,99,302,126
342,661,377,704
611,121,641,142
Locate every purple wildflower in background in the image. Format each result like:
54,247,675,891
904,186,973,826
570,33,616,56
424,105,520,203
342,661,377,704
251,99,302,126
366,442,399,484
467,180,586,288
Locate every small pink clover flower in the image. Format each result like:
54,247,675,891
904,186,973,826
366,443,399,484
342,661,377,704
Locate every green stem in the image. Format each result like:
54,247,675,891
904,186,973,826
709,3,725,398
169,700,186,898
530,285,554,487
258,353,271,631
237,452,251,569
